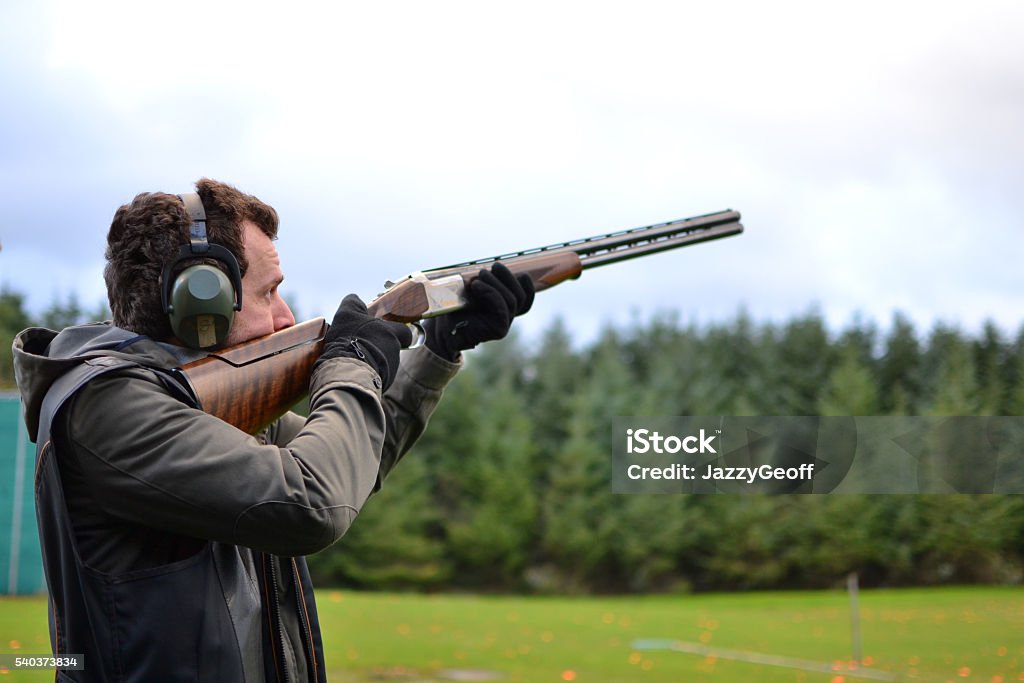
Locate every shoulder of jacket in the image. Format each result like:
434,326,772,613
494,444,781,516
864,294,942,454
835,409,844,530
36,356,147,447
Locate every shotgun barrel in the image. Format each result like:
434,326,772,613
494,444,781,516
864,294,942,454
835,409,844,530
424,209,742,275
368,209,742,322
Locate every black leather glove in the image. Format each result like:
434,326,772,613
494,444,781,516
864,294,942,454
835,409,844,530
317,294,413,391
424,262,535,362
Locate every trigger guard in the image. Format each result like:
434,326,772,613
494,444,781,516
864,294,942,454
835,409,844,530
406,322,425,350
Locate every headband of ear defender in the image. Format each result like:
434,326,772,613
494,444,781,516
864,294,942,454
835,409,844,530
160,192,243,349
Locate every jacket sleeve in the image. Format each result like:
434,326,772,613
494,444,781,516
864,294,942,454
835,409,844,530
63,356,393,557
378,345,461,486
268,345,461,490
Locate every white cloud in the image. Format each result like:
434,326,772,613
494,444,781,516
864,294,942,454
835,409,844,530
0,0,1021,340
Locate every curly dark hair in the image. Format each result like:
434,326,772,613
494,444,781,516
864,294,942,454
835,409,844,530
104,178,279,339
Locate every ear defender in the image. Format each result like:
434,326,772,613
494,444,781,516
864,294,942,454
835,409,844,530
160,193,243,349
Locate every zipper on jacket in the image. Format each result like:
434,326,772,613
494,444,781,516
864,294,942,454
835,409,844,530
291,559,318,682
261,554,291,683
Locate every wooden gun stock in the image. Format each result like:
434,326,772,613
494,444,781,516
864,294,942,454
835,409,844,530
179,317,327,435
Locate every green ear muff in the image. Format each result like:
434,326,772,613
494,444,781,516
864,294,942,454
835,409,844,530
168,264,236,349
160,192,244,349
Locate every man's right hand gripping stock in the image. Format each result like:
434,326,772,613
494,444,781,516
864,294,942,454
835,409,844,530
317,294,412,391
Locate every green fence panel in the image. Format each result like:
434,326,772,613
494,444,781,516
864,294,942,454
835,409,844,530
0,395,45,595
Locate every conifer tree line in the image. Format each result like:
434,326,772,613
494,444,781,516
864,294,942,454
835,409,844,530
313,309,1024,593
2,289,1023,592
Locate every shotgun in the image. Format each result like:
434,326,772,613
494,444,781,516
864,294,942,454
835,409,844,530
179,209,743,433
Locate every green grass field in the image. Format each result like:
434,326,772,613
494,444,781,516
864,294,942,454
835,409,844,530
0,587,1021,682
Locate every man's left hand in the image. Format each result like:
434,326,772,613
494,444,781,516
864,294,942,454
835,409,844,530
424,262,535,361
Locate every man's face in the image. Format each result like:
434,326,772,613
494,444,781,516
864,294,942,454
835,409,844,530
223,220,296,346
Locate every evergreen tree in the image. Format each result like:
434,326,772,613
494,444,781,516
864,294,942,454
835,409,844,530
927,332,981,415
973,320,1007,414
308,454,452,589
40,291,86,330
879,313,922,414
536,327,637,591
1009,325,1024,415
836,313,879,363
697,310,773,414
819,343,880,416
535,396,611,592
770,309,834,414
442,362,539,589
522,317,584,482
0,288,32,388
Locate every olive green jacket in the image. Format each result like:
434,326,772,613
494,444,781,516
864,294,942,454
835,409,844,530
13,321,459,682
14,321,460,567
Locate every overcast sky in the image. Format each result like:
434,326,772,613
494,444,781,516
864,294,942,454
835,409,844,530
1,1,1021,348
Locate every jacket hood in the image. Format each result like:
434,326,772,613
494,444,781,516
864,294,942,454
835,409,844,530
12,322,204,442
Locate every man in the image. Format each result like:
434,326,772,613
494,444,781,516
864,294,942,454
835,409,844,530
12,178,533,682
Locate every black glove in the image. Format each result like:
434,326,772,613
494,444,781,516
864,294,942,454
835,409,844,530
424,262,535,362
317,294,413,391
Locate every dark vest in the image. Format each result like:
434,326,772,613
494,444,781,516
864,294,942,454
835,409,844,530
34,357,327,682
